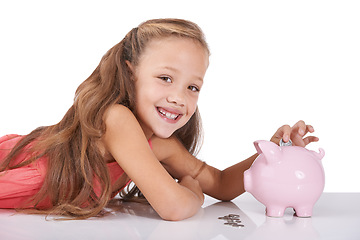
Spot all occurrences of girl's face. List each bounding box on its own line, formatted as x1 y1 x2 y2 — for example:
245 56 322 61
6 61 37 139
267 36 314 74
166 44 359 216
132 37 209 139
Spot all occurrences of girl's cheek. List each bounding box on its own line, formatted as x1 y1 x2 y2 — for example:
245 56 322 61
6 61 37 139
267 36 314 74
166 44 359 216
191 96 199 109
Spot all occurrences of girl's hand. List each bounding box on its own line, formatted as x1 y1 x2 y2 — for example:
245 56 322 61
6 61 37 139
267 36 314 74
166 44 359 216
270 120 319 147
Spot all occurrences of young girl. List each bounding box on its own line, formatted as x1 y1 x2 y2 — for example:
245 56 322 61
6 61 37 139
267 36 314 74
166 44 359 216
0 18 318 221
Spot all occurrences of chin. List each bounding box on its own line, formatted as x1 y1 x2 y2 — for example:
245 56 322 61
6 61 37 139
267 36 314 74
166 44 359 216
152 120 188 139
154 132 174 139
153 128 177 139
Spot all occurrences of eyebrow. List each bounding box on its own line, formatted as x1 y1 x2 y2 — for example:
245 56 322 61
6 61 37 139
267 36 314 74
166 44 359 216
158 66 204 82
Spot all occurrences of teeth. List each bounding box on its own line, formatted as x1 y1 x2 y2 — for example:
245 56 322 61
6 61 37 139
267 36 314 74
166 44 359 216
159 108 179 120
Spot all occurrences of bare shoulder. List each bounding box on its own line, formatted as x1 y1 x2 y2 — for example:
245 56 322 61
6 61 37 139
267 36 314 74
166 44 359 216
102 104 146 152
103 104 136 126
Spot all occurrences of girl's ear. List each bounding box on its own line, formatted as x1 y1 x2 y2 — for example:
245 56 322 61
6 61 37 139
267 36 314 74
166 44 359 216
125 60 136 81
125 60 134 72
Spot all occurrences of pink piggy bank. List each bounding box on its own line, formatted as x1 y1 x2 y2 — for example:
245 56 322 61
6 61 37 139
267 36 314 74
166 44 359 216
244 140 325 217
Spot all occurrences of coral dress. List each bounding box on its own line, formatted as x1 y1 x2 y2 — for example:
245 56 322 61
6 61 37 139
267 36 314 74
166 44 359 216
0 134 132 209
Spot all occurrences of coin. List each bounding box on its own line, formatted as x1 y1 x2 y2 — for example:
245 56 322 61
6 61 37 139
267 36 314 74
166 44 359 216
279 139 292 146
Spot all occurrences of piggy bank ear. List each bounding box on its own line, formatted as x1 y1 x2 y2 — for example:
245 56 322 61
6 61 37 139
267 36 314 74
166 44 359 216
254 140 282 164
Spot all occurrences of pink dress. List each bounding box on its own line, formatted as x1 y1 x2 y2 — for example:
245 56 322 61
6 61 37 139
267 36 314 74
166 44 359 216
0 134 136 209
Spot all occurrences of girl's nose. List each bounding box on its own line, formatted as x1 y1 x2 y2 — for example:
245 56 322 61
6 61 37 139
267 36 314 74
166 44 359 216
166 89 185 107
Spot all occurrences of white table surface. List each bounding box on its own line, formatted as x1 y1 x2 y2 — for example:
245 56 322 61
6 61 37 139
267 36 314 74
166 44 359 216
0 192 359 240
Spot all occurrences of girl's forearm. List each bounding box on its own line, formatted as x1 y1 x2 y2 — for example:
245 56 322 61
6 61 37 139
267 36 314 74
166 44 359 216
216 153 258 201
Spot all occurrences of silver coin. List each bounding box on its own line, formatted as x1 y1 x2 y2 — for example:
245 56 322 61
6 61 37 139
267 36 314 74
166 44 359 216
279 139 292 146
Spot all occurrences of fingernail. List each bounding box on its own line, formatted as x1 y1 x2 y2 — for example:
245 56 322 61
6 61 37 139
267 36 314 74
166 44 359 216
284 135 289 142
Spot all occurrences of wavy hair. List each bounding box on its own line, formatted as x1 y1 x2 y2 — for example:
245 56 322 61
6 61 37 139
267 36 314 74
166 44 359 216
0 18 209 219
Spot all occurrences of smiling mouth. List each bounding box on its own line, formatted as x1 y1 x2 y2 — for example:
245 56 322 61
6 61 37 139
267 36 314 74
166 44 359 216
157 107 181 120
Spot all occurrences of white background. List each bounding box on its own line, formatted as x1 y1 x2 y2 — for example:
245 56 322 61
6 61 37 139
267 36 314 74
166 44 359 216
0 0 359 192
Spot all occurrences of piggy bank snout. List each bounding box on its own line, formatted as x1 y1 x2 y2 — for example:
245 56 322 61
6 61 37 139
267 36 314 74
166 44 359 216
243 170 251 192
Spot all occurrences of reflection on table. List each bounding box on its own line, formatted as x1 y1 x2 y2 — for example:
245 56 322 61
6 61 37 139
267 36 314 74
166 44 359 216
0 193 359 240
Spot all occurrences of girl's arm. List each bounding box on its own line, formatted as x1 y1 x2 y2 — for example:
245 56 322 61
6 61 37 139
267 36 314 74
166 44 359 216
151 135 248 201
102 105 203 221
152 120 318 201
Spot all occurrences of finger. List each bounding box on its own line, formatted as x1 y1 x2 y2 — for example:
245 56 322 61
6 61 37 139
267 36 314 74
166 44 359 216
300 125 315 138
280 125 292 142
292 120 306 136
303 136 319 146
306 125 315 134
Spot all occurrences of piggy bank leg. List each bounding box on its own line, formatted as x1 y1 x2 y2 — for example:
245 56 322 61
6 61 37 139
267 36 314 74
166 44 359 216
294 205 313 218
266 206 285 217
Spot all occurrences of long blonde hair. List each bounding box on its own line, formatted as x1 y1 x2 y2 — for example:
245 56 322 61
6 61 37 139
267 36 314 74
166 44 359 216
0 19 209 219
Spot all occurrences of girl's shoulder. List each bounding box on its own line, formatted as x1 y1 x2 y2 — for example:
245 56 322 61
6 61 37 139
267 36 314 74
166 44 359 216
105 104 134 117
102 104 143 142
102 104 146 145
103 104 137 125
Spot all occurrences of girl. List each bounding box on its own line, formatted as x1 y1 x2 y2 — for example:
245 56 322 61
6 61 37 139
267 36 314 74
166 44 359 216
0 18 318 221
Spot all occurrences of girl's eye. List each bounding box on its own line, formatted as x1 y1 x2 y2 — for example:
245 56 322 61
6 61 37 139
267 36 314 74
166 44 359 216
159 76 172 83
188 85 200 92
